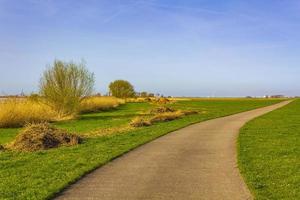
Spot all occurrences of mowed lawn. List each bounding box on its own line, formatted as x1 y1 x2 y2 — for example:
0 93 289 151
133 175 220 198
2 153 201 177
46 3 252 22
238 99 299 200
0 99 282 200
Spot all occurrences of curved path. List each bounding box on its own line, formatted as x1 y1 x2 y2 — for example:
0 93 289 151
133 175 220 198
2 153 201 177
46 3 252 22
56 101 291 200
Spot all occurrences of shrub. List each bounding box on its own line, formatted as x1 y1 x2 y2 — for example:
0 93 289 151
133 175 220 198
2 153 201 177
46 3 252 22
109 80 135 98
40 60 95 117
150 111 184 123
7 123 81 152
80 96 120 113
0 98 57 128
130 117 152 127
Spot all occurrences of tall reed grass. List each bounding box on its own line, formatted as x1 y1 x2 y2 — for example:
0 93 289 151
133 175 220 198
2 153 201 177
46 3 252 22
0 98 57 128
79 96 123 113
0 96 124 128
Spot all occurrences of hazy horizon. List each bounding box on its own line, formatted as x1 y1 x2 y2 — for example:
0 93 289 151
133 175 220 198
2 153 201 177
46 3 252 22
1 0 300 97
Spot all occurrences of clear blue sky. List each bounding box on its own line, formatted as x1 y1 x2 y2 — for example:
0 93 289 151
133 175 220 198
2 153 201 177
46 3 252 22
0 0 299 97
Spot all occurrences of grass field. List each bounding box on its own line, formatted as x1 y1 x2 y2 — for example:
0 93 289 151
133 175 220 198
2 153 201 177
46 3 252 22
238 99 299 200
0 99 282 199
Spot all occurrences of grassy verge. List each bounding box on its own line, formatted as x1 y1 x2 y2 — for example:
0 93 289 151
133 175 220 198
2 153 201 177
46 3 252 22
238 99 299 200
0 99 282 199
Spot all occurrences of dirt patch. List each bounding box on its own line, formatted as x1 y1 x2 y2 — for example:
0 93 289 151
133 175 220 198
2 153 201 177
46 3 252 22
8 123 81 152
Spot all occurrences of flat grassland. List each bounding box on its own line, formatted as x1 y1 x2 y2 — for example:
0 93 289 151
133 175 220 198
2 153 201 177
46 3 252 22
0 99 282 199
238 99 299 200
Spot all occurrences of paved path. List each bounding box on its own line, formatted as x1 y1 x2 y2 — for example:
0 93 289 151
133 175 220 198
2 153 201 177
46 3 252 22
56 101 291 200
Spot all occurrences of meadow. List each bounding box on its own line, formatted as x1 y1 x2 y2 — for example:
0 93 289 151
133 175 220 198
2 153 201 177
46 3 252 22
238 99 299 200
0 98 282 199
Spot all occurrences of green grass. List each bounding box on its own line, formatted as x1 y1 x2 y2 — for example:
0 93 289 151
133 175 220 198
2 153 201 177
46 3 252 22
0 103 153 144
0 99 282 199
238 99 299 200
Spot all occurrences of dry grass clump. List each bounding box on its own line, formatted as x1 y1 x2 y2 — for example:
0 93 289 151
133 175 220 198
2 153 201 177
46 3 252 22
80 96 121 113
151 97 171 104
150 111 184 123
179 110 199 116
129 107 200 127
157 97 170 104
0 98 58 128
86 125 134 137
150 106 175 114
149 110 198 124
130 117 152 127
8 123 81 152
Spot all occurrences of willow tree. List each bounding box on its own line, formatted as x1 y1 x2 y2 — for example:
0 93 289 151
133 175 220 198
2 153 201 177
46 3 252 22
40 60 95 117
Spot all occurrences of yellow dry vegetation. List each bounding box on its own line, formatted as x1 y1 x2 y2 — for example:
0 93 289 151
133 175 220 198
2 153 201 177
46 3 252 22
0 98 57 128
130 117 152 127
80 96 122 113
85 125 134 137
125 98 151 103
150 111 184 123
0 96 125 128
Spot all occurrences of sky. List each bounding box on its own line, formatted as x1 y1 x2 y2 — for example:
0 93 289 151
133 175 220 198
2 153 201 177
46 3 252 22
0 0 300 97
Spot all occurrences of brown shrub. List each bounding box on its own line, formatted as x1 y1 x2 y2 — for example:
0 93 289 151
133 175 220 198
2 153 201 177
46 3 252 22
150 106 175 114
8 123 81 152
130 117 152 127
0 145 4 151
150 111 184 123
